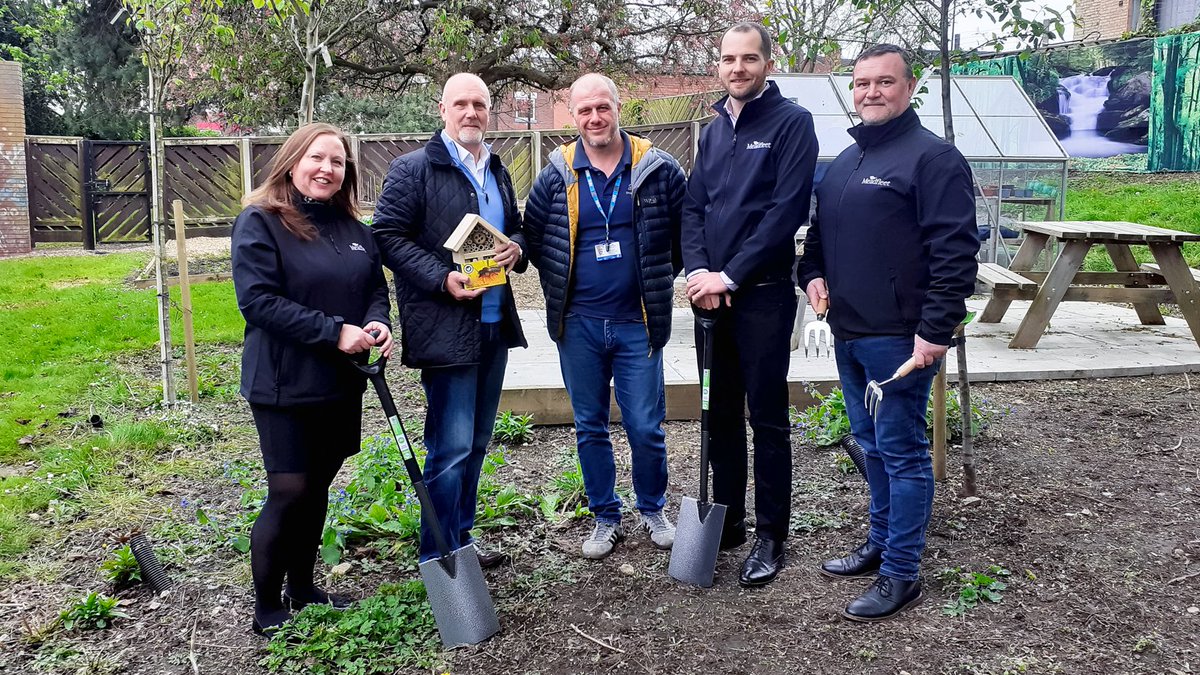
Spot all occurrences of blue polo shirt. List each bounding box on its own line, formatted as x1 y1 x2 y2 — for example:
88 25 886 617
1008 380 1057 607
570 135 641 321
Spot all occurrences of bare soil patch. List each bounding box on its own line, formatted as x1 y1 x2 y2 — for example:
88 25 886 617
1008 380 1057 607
3 363 1198 674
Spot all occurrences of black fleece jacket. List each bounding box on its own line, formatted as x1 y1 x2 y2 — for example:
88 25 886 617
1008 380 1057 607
682 81 818 286
796 106 978 345
232 199 391 406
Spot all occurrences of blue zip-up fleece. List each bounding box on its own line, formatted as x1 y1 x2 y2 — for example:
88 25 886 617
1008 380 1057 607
796 106 979 346
523 132 687 350
682 81 818 285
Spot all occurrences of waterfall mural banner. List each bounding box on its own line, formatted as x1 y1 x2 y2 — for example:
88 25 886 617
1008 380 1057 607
956 38 1168 169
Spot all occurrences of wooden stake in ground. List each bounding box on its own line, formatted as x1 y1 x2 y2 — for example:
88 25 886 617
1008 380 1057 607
173 200 199 404
956 325 977 496
932 360 947 481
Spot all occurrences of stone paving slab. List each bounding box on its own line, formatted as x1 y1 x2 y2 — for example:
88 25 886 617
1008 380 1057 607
500 299 1200 423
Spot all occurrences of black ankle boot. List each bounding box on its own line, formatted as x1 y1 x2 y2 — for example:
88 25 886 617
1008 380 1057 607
252 606 291 637
738 536 785 587
820 541 884 578
283 586 353 611
841 575 923 622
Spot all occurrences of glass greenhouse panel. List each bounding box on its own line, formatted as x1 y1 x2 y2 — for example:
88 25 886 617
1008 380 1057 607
772 76 848 115
813 116 855 158
917 116 1001 156
954 78 1039 117
981 117 1066 158
912 77 971 114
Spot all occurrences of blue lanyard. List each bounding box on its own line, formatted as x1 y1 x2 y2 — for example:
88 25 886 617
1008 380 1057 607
584 171 621 242
449 148 490 203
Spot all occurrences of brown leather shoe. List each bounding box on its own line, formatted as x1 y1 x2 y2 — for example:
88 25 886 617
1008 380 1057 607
475 546 509 569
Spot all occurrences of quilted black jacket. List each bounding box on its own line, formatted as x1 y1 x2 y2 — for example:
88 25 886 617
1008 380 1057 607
372 133 527 369
523 133 686 350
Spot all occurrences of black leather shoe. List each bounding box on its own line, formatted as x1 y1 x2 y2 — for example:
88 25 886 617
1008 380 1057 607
841 575 923 622
283 587 353 611
738 536 785 587
475 546 509 569
820 541 884 579
719 520 748 551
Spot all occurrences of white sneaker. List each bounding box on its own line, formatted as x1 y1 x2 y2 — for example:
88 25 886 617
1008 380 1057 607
640 511 675 550
582 521 625 560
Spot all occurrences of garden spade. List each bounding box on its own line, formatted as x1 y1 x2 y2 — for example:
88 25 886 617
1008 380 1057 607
352 354 500 648
668 308 728 588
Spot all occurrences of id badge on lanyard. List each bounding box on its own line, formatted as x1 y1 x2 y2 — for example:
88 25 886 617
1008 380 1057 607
586 171 623 262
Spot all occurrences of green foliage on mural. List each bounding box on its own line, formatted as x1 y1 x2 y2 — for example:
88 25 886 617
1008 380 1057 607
1149 34 1200 171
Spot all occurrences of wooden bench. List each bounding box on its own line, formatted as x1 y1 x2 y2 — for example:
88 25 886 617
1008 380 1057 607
1141 262 1200 283
977 263 1038 323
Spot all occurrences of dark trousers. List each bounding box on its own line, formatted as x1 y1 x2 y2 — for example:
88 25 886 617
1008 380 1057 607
694 280 797 540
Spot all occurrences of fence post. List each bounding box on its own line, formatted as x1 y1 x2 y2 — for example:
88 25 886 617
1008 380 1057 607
530 130 542 179
240 137 253 198
691 120 702 169
79 140 94 250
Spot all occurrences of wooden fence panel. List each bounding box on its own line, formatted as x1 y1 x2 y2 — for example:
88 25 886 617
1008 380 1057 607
630 122 698 173
356 137 423 206
250 139 284 189
26 139 82 242
489 136 533 200
164 142 243 233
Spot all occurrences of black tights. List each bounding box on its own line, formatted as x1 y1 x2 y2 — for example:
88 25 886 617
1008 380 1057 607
251 461 343 615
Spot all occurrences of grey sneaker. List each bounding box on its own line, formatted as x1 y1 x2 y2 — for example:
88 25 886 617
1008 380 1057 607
582 521 625 560
640 511 675 550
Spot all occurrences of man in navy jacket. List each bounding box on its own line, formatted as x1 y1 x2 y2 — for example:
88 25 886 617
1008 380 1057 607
797 44 979 621
372 73 527 569
682 22 818 587
524 73 687 561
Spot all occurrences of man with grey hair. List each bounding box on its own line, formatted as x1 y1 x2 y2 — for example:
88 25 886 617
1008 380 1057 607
523 73 687 560
373 72 527 569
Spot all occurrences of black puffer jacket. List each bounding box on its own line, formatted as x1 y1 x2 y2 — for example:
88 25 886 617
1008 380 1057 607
232 200 391 406
524 133 686 350
372 133 527 369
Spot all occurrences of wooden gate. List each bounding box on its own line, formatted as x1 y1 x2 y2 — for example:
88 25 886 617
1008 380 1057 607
83 141 151 246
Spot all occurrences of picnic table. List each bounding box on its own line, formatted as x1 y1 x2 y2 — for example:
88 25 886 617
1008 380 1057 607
975 221 1200 349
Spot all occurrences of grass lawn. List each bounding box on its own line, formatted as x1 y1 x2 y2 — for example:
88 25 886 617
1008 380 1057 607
1064 172 1200 270
0 252 246 572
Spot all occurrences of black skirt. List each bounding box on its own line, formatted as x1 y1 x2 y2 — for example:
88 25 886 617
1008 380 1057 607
249 397 364 473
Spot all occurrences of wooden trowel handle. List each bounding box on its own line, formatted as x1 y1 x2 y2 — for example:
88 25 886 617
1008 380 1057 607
813 296 828 317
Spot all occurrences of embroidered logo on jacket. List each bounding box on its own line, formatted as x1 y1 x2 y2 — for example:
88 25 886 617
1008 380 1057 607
745 140 772 151
349 242 367 252
861 176 892 187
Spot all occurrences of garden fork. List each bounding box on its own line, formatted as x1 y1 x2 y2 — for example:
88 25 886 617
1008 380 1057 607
864 356 920 421
802 297 833 358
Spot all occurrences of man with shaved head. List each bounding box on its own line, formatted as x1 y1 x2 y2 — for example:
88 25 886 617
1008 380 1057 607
373 72 527 568
524 73 687 560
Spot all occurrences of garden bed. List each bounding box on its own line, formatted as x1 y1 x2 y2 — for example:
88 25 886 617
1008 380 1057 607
1 347 1197 674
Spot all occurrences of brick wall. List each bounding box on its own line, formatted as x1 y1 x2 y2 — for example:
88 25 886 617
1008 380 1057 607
1076 0 1136 40
0 61 31 257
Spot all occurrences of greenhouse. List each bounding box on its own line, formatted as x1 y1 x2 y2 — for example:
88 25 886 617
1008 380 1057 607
771 73 1069 264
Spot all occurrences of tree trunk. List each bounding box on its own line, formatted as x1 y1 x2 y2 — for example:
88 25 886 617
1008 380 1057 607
939 0 955 144
957 330 976 496
147 67 175 406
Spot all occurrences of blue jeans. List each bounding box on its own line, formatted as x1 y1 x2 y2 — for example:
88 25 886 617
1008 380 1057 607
418 322 507 562
557 314 668 524
835 336 939 581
